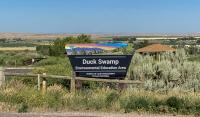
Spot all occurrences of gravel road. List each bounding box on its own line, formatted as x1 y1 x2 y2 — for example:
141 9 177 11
0 112 195 117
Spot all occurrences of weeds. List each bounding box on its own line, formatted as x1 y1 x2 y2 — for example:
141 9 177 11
166 96 184 112
1 80 200 115
18 103 28 113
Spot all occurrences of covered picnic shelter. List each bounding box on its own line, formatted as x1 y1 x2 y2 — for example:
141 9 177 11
136 43 176 55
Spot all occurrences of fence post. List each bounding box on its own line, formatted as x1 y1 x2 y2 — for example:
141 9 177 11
37 74 40 91
42 80 47 94
0 67 5 87
118 78 128 91
76 80 82 90
118 82 127 91
70 72 76 93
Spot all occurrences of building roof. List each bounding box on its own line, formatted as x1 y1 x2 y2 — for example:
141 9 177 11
136 44 176 53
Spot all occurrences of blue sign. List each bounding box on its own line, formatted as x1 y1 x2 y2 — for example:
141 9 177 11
68 55 133 79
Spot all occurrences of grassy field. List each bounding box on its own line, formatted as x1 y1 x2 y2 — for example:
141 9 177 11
0 35 199 115
0 47 36 51
0 81 200 115
188 56 200 62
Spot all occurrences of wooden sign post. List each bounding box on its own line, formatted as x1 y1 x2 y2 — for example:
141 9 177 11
70 71 76 93
0 67 5 87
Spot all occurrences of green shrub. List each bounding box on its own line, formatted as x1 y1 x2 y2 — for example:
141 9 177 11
26 92 46 107
33 57 72 76
188 56 200 62
49 35 92 56
87 96 105 110
6 77 37 87
45 94 63 110
45 85 66 110
129 49 200 90
151 99 165 112
34 57 69 66
1 80 200 115
0 92 4 102
0 52 40 66
120 95 156 113
105 91 119 107
166 96 184 111
78 90 106 110
134 97 150 110
66 91 91 110
120 96 132 113
18 103 28 113
8 94 25 104
194 102 200 115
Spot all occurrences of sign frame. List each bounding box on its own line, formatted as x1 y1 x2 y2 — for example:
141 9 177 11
68 54 133 79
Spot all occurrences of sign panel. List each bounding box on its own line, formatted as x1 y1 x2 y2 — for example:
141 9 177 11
68 55 133 79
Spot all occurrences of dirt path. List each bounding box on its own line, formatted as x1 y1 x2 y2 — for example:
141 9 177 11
0 112 195 117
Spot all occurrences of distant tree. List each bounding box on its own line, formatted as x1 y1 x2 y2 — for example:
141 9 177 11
197 39 200 44
128 37 136 43
177 36 196 40
77 34 92 43
122 44 134 54
63 37 76 44
0 38 7 43
169 40 177 45
49 38 66 56
47 34 92 56
186 46 199 55
112 36 130 42
13 38 23 41
36 45 50 55
134 40 150 49
62 34 92 44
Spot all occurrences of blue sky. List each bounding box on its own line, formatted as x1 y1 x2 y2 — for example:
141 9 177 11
0 0 200 34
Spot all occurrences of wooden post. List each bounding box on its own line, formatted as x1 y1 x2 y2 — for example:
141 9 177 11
118 77 128 91
0 67 5 87
118 82 127 91
42 80 47 94
37 74 40 91
158 54 161 62
76 80 82 90
70 72 76 93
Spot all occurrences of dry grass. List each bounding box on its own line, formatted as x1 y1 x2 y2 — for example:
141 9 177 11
1 81 200 115
0 47 36 51
33 42 52 45
0 102 17 112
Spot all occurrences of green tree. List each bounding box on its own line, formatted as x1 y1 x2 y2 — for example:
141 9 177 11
128 37 136 43
122 44 134 54
48 34 92 56
49 38 66 56
197 39 200 44
77 34 92 43
134 40 150 49
63 36 77 44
